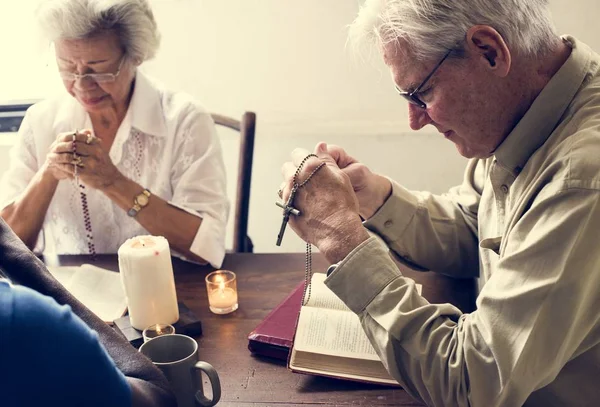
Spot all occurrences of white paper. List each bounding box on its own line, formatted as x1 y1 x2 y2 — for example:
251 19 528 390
47 264 127 323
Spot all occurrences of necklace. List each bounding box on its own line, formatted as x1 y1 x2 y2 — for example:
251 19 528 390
72 132 96 258
275 153 325 306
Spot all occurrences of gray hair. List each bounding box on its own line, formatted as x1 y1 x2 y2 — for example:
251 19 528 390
349 0 558 61
36 0 160 62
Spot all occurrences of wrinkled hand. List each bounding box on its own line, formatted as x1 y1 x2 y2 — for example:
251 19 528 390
317 142 392 219
44 130 124 190
43 131 79 181
280 144 370 263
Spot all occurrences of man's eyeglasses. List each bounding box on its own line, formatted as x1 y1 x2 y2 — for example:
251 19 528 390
395 49 452 109
59 57 125 84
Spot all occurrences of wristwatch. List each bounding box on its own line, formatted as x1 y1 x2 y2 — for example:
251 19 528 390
127 189 151 217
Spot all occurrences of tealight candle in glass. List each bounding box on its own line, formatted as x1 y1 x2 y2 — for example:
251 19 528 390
205 270 238 314
142 323 175 343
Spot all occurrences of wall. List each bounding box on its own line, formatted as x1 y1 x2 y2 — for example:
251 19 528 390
1 0 598 254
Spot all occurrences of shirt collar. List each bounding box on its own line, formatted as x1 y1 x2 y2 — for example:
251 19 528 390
494 36 593 174
128 70 168 137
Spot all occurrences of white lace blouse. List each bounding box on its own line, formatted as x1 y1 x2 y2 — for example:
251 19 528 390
0 71 229 268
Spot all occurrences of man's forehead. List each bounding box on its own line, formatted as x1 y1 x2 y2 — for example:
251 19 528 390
381 42 426 90
381 41 411 66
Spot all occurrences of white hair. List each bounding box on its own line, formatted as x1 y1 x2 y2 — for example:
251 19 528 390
349 0 558 61
36 0 160 62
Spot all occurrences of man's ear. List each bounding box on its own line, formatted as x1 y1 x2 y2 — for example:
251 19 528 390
465 25 511 77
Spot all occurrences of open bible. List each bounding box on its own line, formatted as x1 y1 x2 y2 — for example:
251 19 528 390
47 264 127 324
289 273 421 385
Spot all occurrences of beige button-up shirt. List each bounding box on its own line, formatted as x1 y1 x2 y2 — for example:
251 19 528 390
325 37 600 406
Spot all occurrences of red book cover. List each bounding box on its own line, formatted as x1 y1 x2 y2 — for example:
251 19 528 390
247 280 305 360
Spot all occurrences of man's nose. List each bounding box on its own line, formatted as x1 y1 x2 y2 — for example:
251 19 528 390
408 103 432 130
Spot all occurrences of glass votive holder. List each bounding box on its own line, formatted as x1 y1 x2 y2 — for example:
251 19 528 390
142 323 175 343
205 270 238 314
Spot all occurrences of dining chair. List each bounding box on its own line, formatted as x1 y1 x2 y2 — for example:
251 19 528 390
211 112 256 253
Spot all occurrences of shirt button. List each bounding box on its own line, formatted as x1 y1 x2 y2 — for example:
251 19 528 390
500 184 509 194
384 220 393 228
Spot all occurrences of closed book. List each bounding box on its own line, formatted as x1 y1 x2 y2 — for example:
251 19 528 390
247 280 305 360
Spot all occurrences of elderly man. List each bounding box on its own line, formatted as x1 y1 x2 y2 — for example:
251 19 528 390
280 1 600 406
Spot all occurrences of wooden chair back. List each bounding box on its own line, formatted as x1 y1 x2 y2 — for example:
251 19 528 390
211 112 256 253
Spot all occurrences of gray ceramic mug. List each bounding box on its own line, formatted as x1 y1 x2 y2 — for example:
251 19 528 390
139 334 221 407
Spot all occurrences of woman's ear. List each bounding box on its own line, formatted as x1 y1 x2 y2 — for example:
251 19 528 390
465 25 512 77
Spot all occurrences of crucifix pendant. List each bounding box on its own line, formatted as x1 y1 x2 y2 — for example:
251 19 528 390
276 185 300 246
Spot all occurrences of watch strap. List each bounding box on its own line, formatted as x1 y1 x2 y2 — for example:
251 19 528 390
127 189 151 217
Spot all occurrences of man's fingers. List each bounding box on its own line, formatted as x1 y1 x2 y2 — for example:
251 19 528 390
281 161 297 181
317 142 357 168
342 165 369 191
279 163 298 201
290 148 313 166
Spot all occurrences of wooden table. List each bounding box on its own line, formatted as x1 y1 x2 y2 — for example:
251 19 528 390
46 253 477 407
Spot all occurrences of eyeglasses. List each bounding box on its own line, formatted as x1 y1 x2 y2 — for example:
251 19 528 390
59 57 125 84
395 49 452 109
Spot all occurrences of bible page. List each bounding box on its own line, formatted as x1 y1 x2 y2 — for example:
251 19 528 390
294 305 380 360
305 272 422 311
304 273 349 311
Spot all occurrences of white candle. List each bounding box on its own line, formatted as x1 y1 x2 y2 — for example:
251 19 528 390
206 271 238 314
209 287 238 309
118 235 179 330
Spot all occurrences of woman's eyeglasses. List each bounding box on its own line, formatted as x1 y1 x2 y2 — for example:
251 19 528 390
59 57 125 84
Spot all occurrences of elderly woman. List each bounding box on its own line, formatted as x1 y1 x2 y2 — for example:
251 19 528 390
0 0 228 267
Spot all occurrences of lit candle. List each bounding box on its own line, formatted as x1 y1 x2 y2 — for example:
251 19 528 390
206 270 238 314
142 323 176 343
118 235 179 330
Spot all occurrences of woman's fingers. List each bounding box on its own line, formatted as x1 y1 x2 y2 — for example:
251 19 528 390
50 133 102 156
55 129 99 145
47 152 85 167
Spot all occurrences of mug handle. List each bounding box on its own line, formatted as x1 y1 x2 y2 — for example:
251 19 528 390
193 361 221 407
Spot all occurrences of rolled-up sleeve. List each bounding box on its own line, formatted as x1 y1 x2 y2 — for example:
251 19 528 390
168 110 229 268
326 186 600 406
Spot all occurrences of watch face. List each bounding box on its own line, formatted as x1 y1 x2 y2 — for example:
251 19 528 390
137 194 149 206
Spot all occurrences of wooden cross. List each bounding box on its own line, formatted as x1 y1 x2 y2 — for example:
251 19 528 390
276 185 301 246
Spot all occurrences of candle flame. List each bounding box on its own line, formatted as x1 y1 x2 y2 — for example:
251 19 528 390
215 274 225 292
130 236 158 249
